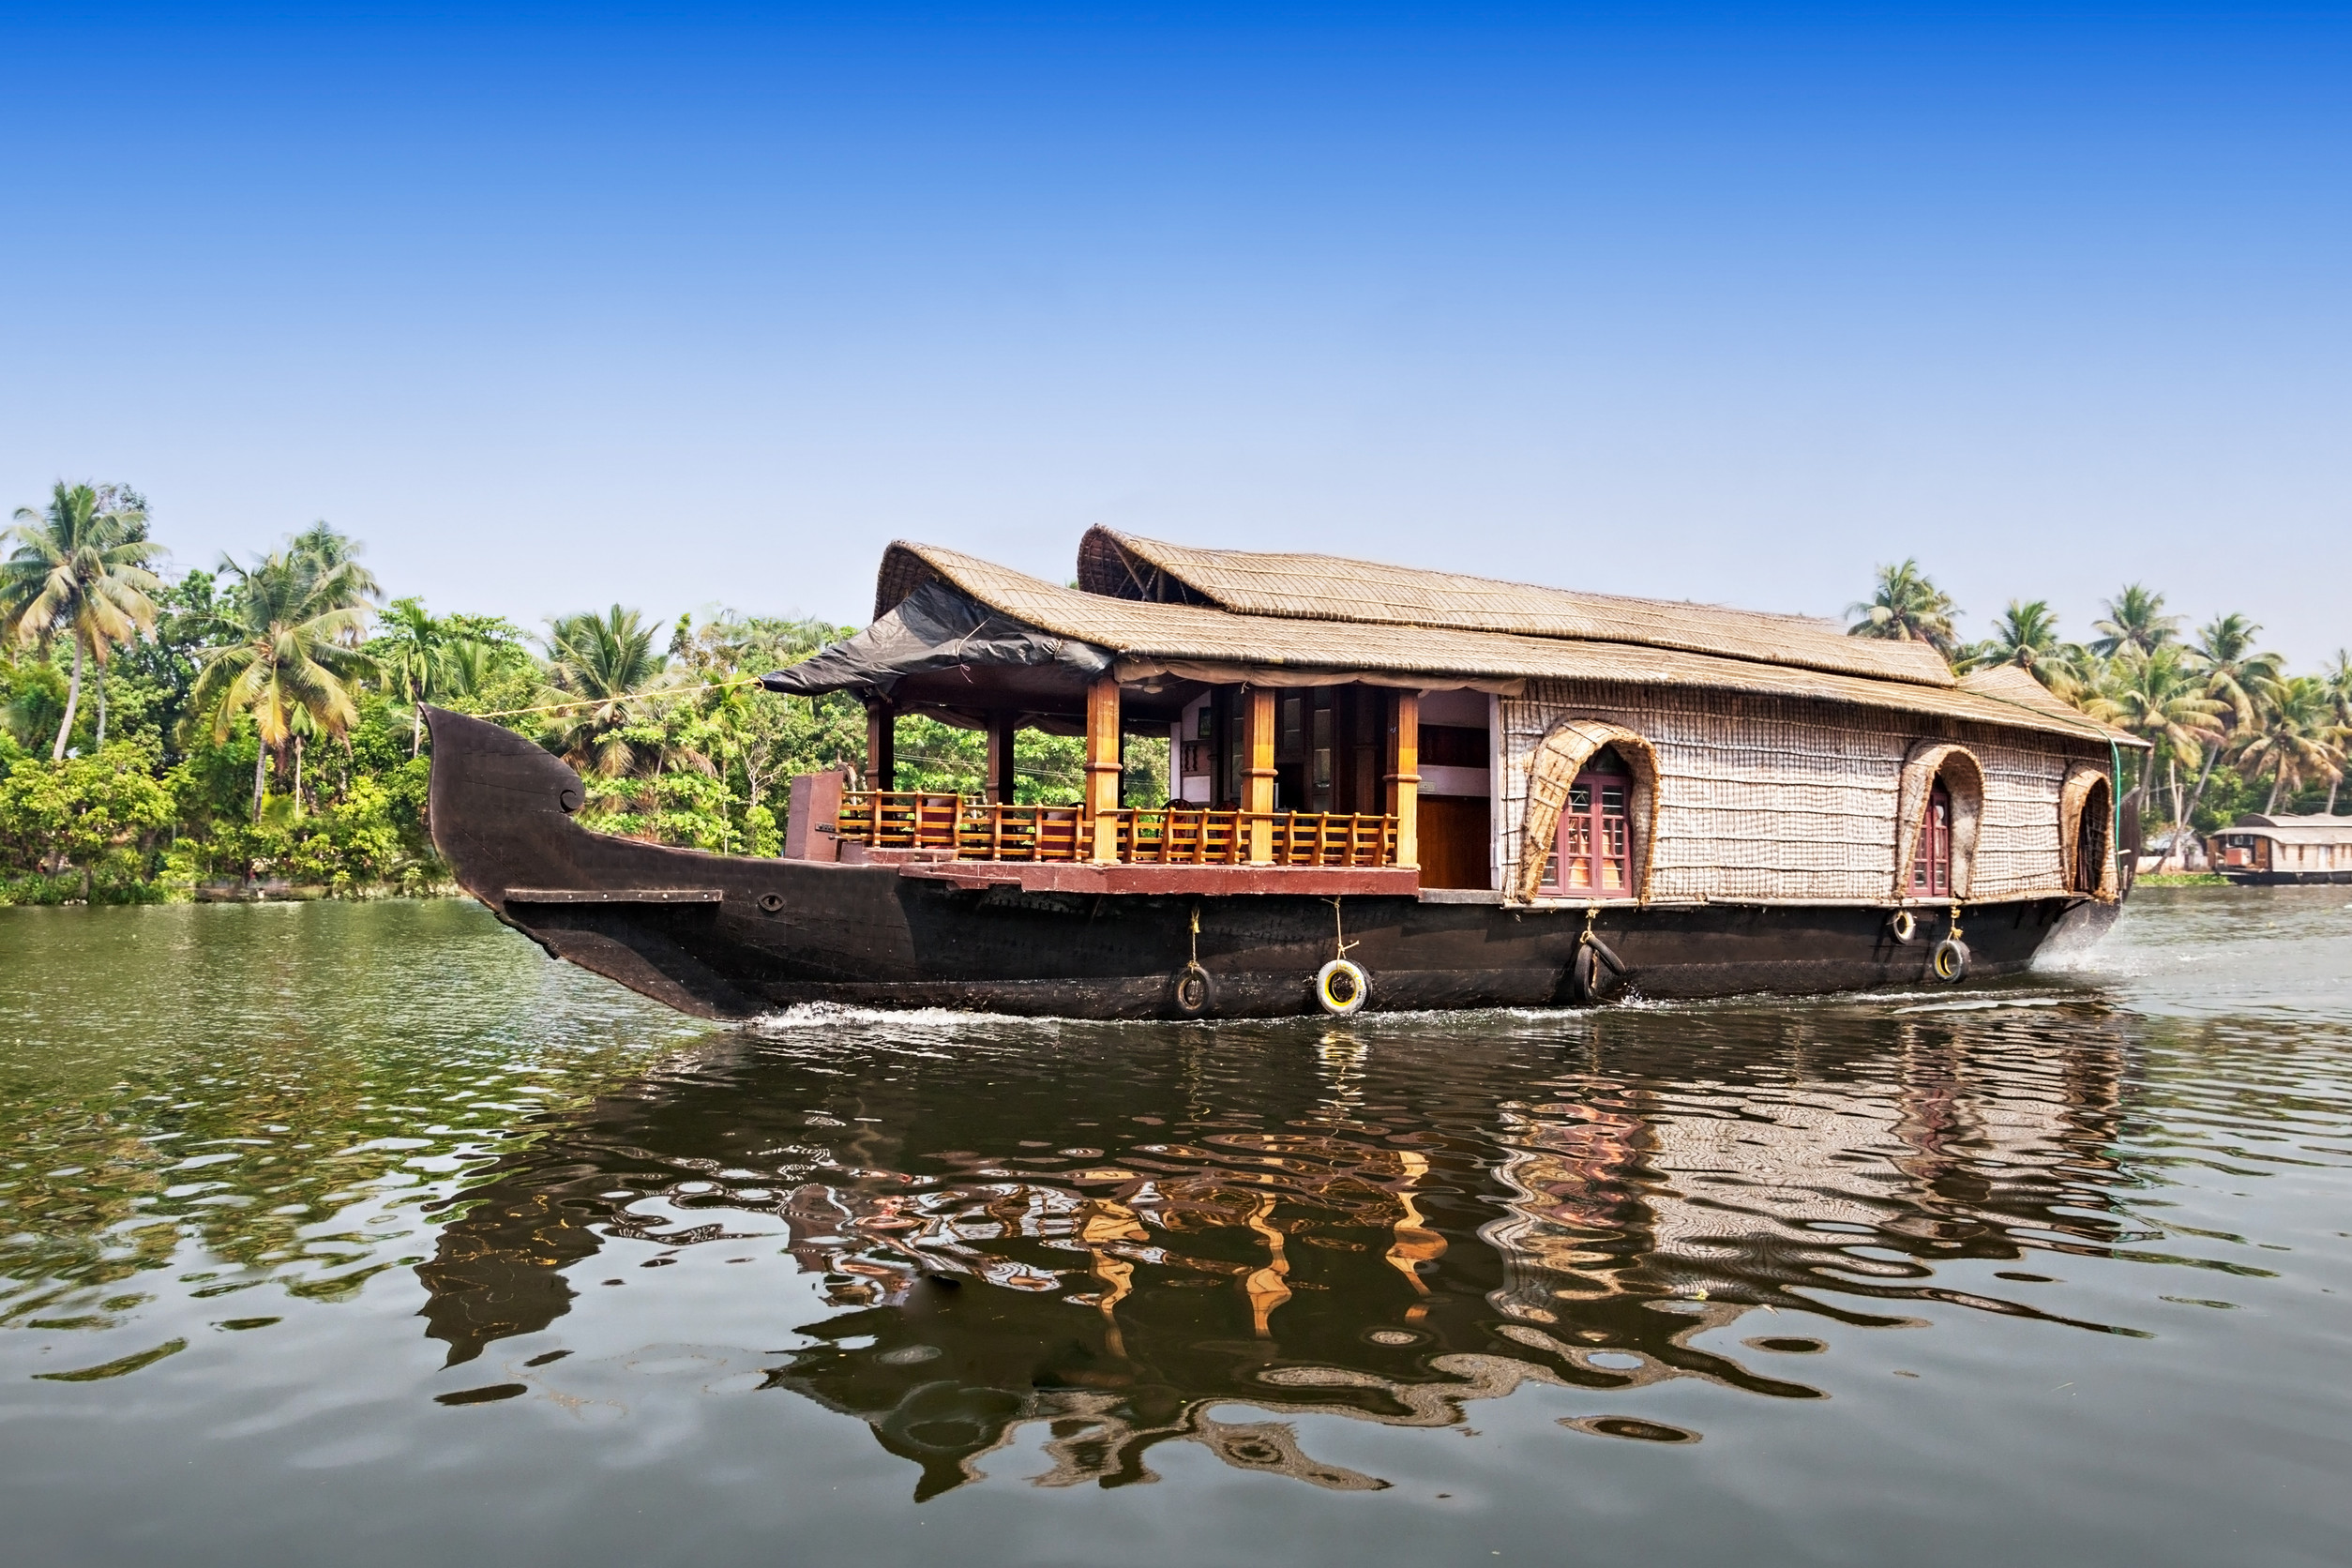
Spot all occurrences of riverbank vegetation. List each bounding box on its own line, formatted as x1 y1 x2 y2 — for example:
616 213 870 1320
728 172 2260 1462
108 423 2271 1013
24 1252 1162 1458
1848 561 2350 867
0 482 1144 902
2 483 2340 901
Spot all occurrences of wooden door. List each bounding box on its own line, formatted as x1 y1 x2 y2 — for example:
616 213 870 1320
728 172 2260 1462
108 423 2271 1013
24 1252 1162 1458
1417 794 1492 889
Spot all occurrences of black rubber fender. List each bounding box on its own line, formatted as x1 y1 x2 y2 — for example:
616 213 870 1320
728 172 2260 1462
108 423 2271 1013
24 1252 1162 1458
1931 937 1970 983
1170 961 1217 1018
1572 943 1622 1003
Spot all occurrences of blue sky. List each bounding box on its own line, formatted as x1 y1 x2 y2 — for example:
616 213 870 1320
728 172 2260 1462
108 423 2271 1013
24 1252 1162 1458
5 4 2347 663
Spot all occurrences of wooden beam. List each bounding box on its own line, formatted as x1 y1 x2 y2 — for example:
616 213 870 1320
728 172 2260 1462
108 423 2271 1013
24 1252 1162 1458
986 711 1018 805
1085 674 1123 862
1384 689 1420 869
866 701 895 792
1244 685 1277 863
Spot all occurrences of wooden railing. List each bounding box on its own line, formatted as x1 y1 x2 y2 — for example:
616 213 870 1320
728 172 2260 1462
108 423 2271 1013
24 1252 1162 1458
834 792 1398 867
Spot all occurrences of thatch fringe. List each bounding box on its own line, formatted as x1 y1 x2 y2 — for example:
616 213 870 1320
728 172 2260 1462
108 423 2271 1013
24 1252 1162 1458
1078 527 1954 689
876 541 2139 748
1512 720 1661 905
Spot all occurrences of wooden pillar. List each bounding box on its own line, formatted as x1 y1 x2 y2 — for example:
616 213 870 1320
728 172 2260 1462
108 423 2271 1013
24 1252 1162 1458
986 711 1018 805
1244 685 1277 864
866 700 895 792
1384 689 1421 869
1085 674 1122 862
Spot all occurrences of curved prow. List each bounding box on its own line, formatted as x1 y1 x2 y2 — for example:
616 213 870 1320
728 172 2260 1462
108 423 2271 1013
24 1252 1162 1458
421 705 764 1018
424 705 596 906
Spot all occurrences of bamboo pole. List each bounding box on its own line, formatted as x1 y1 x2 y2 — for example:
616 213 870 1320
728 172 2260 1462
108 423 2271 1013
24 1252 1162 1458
1244 686 1277 863
1385 689 1421 869
1085 674 1123 863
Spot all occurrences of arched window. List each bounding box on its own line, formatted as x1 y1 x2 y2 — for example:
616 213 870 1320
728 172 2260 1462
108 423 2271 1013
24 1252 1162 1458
1892 742 1984 903
1542 745 1636 897
1910 779 1953 897
2058 761 2115 897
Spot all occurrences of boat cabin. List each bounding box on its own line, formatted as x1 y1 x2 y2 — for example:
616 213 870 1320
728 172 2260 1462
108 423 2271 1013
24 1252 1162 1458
764 530 2142 906
2208 814 2352 884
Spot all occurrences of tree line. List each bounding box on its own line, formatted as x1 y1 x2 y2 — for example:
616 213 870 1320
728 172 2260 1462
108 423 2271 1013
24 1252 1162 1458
7 482 2338 901
0 481 1130 903
1848 561 2351 865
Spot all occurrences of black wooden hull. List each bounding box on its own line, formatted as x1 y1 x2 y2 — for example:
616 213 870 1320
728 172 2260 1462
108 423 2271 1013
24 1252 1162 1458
426 707 2119 1021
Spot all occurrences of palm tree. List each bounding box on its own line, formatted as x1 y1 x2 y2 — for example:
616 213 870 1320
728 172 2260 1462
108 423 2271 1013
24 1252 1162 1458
2089 583 2181 659
540 606 671 777
2168 613 2284 853
191 550 380 820
1967 599 2060 671
1961 599 2104 701
1847 560 1961 658
374 597 446 756
2088 647 2225 844
434 638 505 702
0 482 161 759
2239 673 2343 815
288 521 384 600
2324 651 2352 814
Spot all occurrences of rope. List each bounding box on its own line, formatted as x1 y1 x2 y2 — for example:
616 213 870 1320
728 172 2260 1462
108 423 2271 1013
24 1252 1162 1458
1324 897 1358 959
456 678 763 720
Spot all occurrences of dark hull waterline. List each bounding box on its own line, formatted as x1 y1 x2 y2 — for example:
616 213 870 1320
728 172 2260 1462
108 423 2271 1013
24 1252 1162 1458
425 708 2120 1021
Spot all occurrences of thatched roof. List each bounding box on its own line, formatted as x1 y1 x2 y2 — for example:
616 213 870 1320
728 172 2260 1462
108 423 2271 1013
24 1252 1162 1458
1077 527 1955 688
871 541 2139 746
2224 813 2352 845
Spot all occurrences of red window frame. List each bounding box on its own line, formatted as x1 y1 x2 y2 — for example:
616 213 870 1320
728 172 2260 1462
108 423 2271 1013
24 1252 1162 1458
1543 768 1634 897
1910 780 1952 898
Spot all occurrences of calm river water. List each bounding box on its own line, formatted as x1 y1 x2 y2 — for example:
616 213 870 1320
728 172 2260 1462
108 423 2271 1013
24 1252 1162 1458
2 888 2347 1566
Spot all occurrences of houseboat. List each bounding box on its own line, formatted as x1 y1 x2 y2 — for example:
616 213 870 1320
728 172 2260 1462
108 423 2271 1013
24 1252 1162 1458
424 529 2144 1020
2208 813 2352 883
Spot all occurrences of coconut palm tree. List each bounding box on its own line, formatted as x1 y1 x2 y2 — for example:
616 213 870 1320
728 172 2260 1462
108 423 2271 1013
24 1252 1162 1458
2324 651 2352 814
540 606 672 777
191 550 380 820
434 638 505 702
2239 673 2343 815
2089 583 2182 659
374 597 447 756
2170 613 2285 856
0 482 161 759
1847 560 1961 658
1968 599 2061 671
288 521 384 600
2088 648 2225 841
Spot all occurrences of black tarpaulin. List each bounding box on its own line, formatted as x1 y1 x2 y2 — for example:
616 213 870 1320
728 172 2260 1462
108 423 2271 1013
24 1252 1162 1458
760 578 1113 700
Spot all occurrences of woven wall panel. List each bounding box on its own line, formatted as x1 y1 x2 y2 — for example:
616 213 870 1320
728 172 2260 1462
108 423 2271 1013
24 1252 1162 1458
1499 681 2103 902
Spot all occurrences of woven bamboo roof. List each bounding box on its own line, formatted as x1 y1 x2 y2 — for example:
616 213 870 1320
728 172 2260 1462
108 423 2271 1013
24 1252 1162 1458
1077 527 1955 688
874 542 2139 746
2224 813 2352 844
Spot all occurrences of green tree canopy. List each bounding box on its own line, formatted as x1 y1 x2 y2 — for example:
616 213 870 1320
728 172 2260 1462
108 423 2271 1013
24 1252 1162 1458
1846 560 1960 658
1 482 162 759
191 546 381 820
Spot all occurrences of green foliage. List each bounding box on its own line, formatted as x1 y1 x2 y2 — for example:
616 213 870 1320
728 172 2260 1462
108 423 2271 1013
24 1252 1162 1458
0 743 174 901
1846 560 1962 656
6 481 2347 901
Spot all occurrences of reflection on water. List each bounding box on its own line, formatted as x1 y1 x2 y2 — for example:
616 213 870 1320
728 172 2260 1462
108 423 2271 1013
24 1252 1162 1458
3 889 2350 1561
410 1002 2156 1496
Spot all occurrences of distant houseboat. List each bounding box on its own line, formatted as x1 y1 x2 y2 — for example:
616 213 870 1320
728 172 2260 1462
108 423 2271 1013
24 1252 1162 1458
425 529 2144 1020
2208 813 2352 884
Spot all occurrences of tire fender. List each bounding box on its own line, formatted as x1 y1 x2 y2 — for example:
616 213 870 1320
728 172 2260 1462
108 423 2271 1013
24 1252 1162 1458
1931 937 1970 983
1170 961 1217 1019
1314 958 1370 1017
